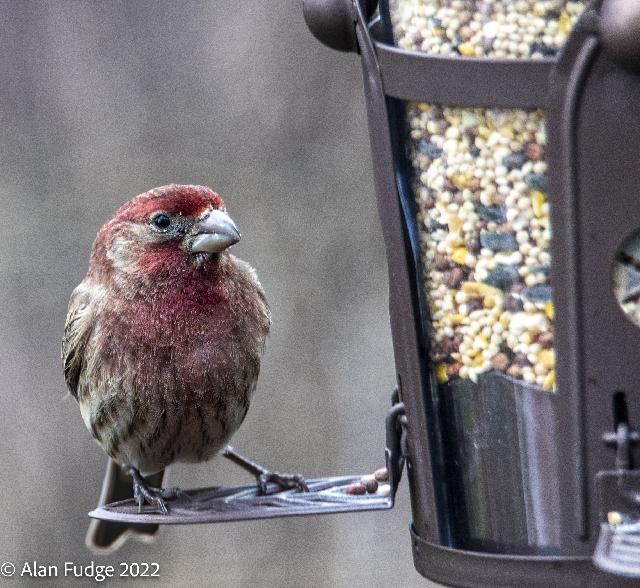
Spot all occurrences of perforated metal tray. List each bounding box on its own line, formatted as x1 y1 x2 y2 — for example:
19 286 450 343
89 475 394 525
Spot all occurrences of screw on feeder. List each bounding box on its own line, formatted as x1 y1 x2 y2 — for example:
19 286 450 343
602 424 638 472
602 395 640 473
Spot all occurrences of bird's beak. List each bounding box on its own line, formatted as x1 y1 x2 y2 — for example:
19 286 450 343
191 209 241 253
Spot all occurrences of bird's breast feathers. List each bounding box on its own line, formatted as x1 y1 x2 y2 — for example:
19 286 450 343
64 254 269 404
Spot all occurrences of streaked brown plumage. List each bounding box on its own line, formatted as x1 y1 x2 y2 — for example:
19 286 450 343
63 184 274 550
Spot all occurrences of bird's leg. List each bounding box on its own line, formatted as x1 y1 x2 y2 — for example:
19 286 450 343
130 467 189 514
223 446 309 494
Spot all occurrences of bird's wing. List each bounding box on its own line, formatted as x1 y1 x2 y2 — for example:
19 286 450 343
62 280 102 400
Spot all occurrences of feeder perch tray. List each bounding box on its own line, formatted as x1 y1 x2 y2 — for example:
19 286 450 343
89 476 394 525
89 389 407 525
90 393 406 525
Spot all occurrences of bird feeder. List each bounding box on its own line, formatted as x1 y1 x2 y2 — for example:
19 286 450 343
301 0 640 585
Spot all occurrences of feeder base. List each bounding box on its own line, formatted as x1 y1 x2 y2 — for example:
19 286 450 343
410 525 639 587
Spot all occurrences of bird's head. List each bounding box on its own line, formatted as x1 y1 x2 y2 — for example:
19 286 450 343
90 184 241 286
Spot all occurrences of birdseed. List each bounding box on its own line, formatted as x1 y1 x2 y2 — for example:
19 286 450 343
389 0 586 59
387 1 587 391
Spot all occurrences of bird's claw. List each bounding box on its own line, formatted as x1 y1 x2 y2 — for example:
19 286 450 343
257 470 309 495
222 446 309 495
133 480 168 514
131 469 189 514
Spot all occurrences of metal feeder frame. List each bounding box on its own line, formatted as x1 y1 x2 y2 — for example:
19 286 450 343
304 0 640 585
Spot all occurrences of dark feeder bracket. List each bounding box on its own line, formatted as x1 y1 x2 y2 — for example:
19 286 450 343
305 0 640 585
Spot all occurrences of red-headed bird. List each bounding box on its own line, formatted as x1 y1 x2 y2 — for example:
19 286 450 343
63 184 306 552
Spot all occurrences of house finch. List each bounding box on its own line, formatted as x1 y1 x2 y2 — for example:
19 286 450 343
63 184 307 552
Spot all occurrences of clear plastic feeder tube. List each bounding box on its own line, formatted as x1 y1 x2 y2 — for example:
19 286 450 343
388 0 587 393
380 0 588 553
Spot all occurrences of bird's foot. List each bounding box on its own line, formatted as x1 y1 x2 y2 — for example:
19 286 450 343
222 446 309 495
130 468 189 514
257 469 309 495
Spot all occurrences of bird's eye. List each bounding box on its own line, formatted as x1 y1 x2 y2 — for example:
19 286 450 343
151 213 172 230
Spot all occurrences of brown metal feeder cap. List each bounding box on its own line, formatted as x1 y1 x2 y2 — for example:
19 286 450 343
303 0 377 53
600 0 640 71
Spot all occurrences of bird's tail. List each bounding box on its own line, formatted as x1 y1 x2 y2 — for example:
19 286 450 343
86 459 165 553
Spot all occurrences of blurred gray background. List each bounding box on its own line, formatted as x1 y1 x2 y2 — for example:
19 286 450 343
0 1 435 587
